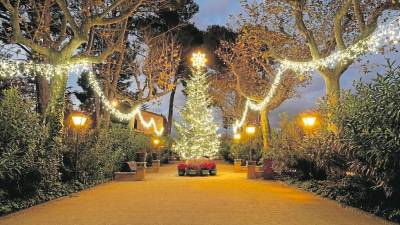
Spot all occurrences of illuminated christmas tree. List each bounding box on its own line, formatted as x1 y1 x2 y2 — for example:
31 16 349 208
173 52 220 160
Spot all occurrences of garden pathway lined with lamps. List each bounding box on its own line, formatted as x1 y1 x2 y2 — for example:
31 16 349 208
0 162 394 225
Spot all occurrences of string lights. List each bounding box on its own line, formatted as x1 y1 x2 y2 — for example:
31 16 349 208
0 12 398 137
0 62 165 136
232 13 400 133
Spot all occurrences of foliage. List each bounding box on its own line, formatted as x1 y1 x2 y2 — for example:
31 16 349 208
334 61 400 197
219 133 263 163
0 89 152 215
269 61 400 222
0 89 61 198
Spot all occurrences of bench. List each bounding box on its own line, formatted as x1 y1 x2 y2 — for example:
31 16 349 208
114 161 145 181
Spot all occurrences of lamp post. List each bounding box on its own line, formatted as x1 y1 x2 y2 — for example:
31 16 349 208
245 126 258 179
245 126 256 161
302 116 317 127
152 137 161 173
233 133 242 172
70 113 88 182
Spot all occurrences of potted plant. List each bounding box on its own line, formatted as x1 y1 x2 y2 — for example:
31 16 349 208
199 162 209 176
208 161 217 176
177 163 187 176
187 164 198 176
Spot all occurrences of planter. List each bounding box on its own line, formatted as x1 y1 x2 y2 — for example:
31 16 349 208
247 160 257 179
234 159 242 172
200 169 209 176
263 159 274 180
187 169 198 176
209 169 217 176
178 170 186 176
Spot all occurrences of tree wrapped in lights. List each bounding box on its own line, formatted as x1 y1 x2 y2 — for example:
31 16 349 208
173 52 220 160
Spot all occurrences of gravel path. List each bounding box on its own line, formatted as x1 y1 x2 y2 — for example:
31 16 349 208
0 162 394 225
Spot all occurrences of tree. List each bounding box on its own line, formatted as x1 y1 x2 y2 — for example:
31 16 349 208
239 0 399 105
0 0 182 136
217 25 307 153
173 57 220 160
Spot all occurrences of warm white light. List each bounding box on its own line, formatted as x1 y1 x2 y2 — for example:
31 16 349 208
245 126 256 135
0 13 397 138
191 51 207 70
153 138 160 145
302 117 317 127
234 133 241 140
72 115 87 127
232 14 400 133
111 100 118 107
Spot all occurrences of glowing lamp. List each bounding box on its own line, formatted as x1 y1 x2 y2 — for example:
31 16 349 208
191 51 207 70
233 133 241 140
245 126 256 135
153 138 160 146
302 116 317 127
72 115 87 127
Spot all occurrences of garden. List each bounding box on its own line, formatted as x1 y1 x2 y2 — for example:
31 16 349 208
0 0 400 224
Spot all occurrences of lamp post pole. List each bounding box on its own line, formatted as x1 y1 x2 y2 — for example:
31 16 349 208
245 126 257 179
71 114 88 182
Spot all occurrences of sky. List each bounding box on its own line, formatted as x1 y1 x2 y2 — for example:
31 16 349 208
66 0 399 129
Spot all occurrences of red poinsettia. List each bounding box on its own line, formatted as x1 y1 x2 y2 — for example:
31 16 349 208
199 162 209 170
177 163 187 171
207 161 216 170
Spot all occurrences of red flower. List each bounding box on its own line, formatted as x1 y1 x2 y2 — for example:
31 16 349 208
199 162 209 170
207 161 216 170
177 163 187 171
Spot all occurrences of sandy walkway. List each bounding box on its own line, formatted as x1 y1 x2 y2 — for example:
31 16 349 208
0 162 394 225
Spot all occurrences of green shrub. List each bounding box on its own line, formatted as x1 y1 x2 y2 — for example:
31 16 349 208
0 88 61 199
219 132 263 163
335 61 400 197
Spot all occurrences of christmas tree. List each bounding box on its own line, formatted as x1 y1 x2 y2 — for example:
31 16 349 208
173 52 220 160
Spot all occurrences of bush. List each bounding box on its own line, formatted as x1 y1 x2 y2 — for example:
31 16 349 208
271 61 400 222
0 89 61 214
0 88 154 215
219 133 263 163
335 61 400 197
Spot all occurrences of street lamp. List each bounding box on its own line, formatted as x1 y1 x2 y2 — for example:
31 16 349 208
233 133 241 141
153 138 160 146
72 115 87 127
69 113 88 182
302 116 317 127
245 126 256 136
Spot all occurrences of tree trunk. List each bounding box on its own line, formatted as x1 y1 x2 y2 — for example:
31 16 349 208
46 70 68 137
322 73 341 106
260 108 270 154
35 76 49 115
166 83 177 135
